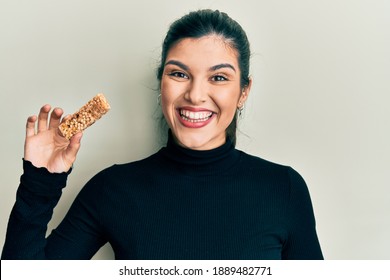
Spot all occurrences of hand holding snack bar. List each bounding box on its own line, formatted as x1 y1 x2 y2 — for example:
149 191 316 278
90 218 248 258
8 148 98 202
24 105 82 173
24 94 110 173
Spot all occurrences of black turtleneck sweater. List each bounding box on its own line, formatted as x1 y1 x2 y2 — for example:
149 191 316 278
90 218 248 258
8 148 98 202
2 134 323 260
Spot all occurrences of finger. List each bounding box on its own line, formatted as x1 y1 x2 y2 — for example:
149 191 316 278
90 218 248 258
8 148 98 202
56 114 72 139
49 107 63 129
60 114 72 123
64 132 83 164
37 104 51 132
26 115 37 137
55 114 72 139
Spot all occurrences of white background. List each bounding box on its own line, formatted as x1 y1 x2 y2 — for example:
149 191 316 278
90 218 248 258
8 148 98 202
1 0 389 260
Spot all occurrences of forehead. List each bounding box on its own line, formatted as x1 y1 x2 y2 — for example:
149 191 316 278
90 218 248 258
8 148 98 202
166 35 239 68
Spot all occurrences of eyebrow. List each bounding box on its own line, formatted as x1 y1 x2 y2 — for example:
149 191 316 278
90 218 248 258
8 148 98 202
209 63 236 72
165 60 189 71
165 60 236 73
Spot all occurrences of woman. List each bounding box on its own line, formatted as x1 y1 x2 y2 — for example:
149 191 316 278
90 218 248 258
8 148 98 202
2 9 323 260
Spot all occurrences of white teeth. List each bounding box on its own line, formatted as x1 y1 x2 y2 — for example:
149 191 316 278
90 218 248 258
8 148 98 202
179 109 213 122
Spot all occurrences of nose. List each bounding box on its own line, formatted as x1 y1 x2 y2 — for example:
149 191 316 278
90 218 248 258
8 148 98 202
184 79 207 105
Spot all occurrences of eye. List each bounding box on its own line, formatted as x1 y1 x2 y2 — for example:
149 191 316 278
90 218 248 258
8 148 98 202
167 71 189 79
211 75 228 82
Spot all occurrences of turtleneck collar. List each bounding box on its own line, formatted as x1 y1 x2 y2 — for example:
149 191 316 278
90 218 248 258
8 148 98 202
159 130 241 176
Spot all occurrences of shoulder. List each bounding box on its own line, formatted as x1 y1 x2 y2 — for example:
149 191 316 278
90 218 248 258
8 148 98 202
79 149 162 192
238 150 290 173
100 149 162 176
238 151 316 214
239 151 314 209
238 150 307 188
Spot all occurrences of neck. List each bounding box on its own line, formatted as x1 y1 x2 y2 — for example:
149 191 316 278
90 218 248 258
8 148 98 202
158 130 241 176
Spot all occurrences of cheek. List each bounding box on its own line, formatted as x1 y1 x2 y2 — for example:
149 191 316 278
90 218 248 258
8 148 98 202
160 80 171 105
160 79 187 109
160 93 171 119
214 89 241 117
160 80 178 121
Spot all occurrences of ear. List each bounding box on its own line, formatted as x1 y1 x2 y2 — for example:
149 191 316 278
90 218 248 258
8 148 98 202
237 77 252 108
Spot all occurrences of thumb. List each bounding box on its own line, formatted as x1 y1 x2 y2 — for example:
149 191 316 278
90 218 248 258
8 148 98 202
65 132 83 163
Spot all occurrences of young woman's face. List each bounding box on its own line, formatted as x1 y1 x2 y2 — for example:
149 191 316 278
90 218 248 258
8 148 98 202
160 35 250 150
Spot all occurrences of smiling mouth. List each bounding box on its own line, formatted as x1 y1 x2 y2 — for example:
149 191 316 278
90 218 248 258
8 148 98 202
179 109 214 123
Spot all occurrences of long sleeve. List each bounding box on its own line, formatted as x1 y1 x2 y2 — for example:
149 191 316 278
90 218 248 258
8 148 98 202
43 170 108 259
281 168 323 259
1 160 69 259
1 160 106 260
